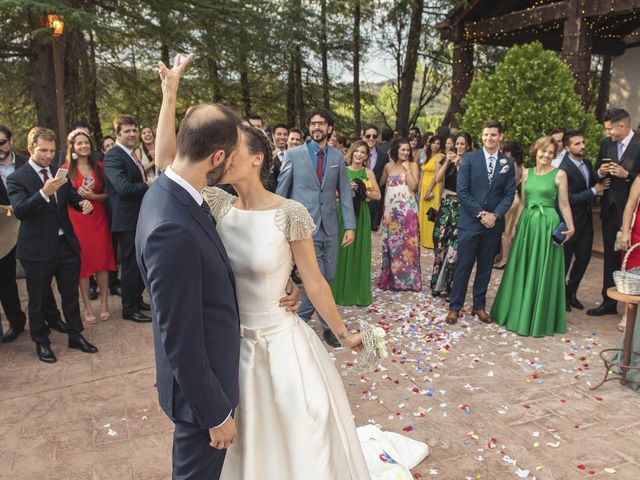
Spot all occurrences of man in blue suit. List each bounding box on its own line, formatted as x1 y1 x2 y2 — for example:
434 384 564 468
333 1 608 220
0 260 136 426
136 97 243 479
446 120 516 325
276 108 356 347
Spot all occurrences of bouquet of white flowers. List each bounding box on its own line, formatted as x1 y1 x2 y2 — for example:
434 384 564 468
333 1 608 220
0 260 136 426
341 321 388 375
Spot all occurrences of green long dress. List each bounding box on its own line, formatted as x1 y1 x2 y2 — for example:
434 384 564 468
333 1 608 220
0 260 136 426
331 168 372 306
491 168 567 337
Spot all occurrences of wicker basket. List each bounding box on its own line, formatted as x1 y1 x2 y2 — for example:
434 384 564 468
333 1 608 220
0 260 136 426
613 243 640 295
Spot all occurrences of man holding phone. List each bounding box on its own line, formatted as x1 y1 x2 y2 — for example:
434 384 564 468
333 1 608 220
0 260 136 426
588 108 640 316
7 127 97 363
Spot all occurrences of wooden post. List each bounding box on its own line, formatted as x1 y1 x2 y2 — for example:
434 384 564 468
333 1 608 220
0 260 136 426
52 36 66 146
562 0 591 105
442 37 474 128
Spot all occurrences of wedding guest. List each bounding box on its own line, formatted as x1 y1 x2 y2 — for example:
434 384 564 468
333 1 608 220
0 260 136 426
418 135 444 249
550 128 566 167
101 136 115 156
492 136 574 336
276 108 356 348
7 127 97 363
378 138 421 291
331 140 380 305
268 123 288 193
62 129 116 323
247 114 263 130
104 115 151 323
558 131 610 312
379 127 393 154
362 124 389 231
494 140 524 269
618 174 640 331
287 128 304 149
588 108 640 317
409 134 420 151
134 126 157 180
447 121 515 325
430 132 471 297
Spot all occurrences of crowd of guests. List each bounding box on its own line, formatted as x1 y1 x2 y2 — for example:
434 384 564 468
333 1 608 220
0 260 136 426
2 106 640 373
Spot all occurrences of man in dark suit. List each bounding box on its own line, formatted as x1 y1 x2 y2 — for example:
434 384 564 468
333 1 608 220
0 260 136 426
7 127 97 363
137 58 243 478
362 124 389 231
588 108 640 316
447 120 516 325
104 115 150 322
558 131 610 312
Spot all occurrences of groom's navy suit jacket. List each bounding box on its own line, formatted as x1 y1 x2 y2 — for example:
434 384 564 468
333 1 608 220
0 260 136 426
457 149 516 234
135 173 240 429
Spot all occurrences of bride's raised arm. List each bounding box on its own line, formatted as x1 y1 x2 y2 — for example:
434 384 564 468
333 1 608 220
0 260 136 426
155 53 193 172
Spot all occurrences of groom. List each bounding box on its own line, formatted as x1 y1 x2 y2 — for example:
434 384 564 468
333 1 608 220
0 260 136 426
446 120 516 325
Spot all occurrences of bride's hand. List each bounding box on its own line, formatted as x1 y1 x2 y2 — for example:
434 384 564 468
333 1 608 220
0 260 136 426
340 332 363 350
158 53 193 94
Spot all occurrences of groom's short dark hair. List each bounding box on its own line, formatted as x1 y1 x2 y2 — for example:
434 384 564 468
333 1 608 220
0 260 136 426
482 119 503 134
177 104 241 162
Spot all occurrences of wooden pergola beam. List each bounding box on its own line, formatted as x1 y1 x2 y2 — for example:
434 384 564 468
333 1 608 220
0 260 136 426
582 0 640 18
464 1 569 41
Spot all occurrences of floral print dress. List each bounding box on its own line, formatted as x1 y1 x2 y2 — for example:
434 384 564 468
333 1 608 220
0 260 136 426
378 174 422 291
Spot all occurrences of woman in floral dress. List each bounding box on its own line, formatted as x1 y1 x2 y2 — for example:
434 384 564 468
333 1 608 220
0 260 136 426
430 132 472 297
378 138 422 291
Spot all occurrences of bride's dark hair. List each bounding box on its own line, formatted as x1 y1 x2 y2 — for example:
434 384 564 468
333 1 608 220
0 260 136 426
240 125 274 187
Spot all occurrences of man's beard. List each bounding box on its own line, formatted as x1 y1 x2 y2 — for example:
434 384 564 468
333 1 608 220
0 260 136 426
206 161 228 186
312 130 327 143
0 151 9 161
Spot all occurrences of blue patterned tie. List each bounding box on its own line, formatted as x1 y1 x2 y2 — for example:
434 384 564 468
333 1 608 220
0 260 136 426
487 156 495 183
200 200 215 226
618 141 624 162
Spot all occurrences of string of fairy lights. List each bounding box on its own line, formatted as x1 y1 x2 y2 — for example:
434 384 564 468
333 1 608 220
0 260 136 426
440 0 640 95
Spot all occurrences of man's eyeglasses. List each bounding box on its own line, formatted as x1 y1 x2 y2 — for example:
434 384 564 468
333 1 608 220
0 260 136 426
0 139 8 146
365 134 378 140
309 121 328 127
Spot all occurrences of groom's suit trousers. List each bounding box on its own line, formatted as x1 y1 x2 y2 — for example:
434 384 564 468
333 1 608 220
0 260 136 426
172 420 226 480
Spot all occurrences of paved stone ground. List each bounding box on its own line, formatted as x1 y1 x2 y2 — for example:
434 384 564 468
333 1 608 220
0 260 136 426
1 233 638 480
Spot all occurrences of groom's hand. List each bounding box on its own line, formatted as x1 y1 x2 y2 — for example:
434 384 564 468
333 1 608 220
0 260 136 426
480 212 496 229
280 278 301 312
342 229 355 247
209 416 237 450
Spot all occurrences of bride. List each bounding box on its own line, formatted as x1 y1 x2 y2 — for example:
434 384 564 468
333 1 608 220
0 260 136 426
156 57 370 478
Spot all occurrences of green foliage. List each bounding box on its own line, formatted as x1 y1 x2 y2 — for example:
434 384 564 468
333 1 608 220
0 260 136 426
461 42 604 165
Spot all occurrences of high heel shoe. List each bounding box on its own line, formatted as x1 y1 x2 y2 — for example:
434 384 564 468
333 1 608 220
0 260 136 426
100 304 110 321
83 309 97 324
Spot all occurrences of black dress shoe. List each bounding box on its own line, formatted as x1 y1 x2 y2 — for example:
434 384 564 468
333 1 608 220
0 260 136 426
137 302 151 311
36 343 57 363
68 335 98 353
109 286 121 296
586 304 617 316
323 330 341 348
1 326 24 343
48 320 69 334
568 294 584 310
123 311 152 323
89 285 98 301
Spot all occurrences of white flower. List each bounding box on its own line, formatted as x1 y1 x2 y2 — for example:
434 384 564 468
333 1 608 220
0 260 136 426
373 327 386 339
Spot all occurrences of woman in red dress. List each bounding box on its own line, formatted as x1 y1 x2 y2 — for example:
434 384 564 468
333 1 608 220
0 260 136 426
63 130 116 323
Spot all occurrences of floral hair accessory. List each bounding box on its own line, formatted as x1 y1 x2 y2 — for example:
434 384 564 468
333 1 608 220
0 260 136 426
67 128 90 144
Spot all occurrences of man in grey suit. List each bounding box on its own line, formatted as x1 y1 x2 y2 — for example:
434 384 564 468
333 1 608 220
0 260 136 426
276 108 356 347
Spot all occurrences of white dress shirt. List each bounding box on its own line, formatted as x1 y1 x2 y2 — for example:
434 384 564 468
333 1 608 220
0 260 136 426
482 147 499 177
163 165 231 428
116 142 146 180
29 159 63 235
568 154 597 197
618 129 635 158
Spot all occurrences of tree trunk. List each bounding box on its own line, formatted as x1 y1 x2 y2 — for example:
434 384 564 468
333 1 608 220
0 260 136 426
294 46 305 128
595 55 612 123
30 29 58 133
207 58 223 103
86 30 102 143
64 26 83 126
320 0 330 110
396 0 424 132
353 0 361 136
562 0 591 105
239 48 251 116
441 38 474 128
286 56 296 127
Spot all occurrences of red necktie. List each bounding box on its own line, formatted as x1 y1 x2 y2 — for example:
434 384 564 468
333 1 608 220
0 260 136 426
41 169 57 206
131 151 146 181
317 149 324 183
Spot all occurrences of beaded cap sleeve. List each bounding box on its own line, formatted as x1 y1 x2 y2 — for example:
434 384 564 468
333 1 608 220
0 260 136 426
202 186 236 223
275 199 316 241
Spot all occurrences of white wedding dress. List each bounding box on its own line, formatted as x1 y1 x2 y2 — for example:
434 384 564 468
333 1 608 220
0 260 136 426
204 187 370 479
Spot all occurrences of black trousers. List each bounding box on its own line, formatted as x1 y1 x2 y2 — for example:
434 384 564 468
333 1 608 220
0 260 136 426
0 246 26 330
117 231 144 315
21 238 83 344
564 226 593 296
172 420 226 480
601 204 621 307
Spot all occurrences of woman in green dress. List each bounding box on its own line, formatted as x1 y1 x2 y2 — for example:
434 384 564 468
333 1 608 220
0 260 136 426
491 136 575 336
331 140 381 305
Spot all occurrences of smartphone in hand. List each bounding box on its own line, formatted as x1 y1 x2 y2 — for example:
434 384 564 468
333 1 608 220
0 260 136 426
55 168 69 179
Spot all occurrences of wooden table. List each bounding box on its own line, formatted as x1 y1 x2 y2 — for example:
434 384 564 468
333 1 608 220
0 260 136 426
591 287 640 389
